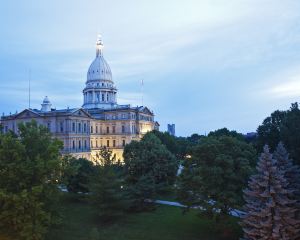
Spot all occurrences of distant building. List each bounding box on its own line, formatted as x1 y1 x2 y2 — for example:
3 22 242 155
167 124 175 136
0 35 158 161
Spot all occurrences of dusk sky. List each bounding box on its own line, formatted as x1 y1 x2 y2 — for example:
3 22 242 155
1 0 300 136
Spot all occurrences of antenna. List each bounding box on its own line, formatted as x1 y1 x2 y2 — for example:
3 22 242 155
141 79 144 106
28 69 31 109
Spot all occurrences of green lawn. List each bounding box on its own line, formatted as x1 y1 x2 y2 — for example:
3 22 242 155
45 194 241 240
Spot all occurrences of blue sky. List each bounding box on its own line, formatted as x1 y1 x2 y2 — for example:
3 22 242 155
1 0 300 136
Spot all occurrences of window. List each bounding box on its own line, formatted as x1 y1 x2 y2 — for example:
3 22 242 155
91 126 93 133
112 126 116 134
107 140 110 147
84 140 87 149
107 94 109 101
78 123 81 132
96 125 98 133
60 122 64 132
91 140 93 148
102 94 104 101
72 122 75 132
122 114 125 119
96 140 98 148
122 125 125 133
106 126 109 134
96 93 100 102
72 141 75 149
113 140 116 147
47 122 51 130
78 140 81 149
84 123 87 132
122 140 126 147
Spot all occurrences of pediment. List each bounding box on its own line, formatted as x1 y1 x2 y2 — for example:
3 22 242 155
15 109 41 119
71 108 92 118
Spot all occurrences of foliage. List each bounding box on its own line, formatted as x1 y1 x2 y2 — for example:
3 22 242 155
90 147 127 221
274 142 300 218
208 128 245 141
63 157 96 193
123 132 178 211
256 102 300 165
241 145 300 239
178 136 256 217
0 120 63 240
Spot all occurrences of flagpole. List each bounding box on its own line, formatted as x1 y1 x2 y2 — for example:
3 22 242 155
29 69 31 109
141 79 144 106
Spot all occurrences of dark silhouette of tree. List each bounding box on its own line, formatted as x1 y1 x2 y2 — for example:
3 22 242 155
241 145 300 239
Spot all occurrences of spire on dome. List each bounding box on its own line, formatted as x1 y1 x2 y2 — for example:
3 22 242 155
96 34 104 57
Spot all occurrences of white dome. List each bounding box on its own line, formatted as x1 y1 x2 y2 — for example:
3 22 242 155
82 35 118 110
86 34 112 82
87 56 112 82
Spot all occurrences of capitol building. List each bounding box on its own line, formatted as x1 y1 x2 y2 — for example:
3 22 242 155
1 35 158 161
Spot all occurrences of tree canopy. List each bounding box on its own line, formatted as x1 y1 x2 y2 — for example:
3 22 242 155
0 120 63 240
123 132 178 210
178 136 256 217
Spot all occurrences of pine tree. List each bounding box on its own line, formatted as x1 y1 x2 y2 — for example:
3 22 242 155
241 145 300 240
274 142 300 217
90 147 128 222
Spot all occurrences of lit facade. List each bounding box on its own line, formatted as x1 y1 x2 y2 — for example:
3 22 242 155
1 35 157 161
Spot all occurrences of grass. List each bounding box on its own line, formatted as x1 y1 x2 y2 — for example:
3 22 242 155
45 194 242 240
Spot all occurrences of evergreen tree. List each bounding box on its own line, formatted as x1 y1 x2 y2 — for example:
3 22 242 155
274 142 300 218
241 145 300 239
64 157 96 193
90 147 127 221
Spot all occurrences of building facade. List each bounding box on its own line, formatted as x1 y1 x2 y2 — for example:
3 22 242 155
167 124 175 136
1 35 157 161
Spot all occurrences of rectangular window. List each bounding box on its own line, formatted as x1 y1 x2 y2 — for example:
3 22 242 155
60 122 64 132
112 126 116 134
96 140 98 148
91 140 93 148
96 125 98 133
91 126 93 133
84 140 87 149
84 123 87 132
78 140 81 149
113 140 116 147
72 140 75 149
107 140 110 147
122 125 125 133
106 126 109 134
122 140 125 147
72 122 75 132
78 123 81 132
47 122 51 130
